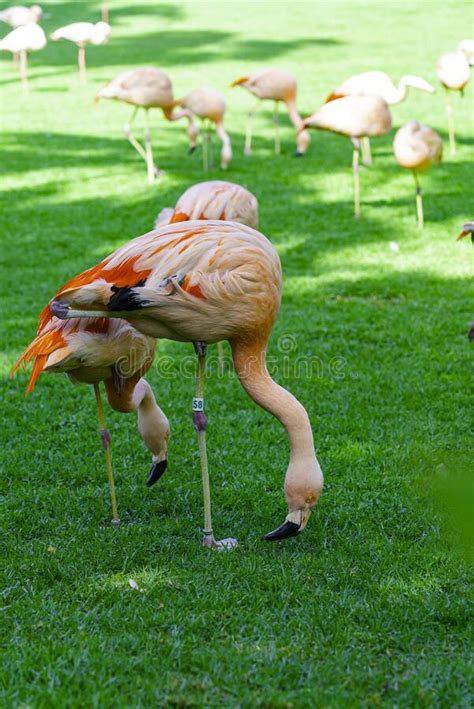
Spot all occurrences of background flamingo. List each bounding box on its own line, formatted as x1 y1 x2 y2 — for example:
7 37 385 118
155 180 258 229
172 88 232 171
44 220 324 549
393 120 442 228
12 315 169 526
230 68 311 157
0 4 42 27
326 70 434 165
436 51 470 155
301 95 392 217
0 21 46 93
458 39 474 66
51 21 111 84
95 67 198 183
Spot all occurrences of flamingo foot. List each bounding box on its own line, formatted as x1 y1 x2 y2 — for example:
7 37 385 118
202 534 237 551
244 146 252 156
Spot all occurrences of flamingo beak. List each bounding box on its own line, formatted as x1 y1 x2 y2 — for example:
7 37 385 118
263 508 312 541
146 458 168 487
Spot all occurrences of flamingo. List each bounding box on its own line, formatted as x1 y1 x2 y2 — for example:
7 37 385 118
12 316 170 526
155 179 258 372
155 180 258 229
301 95 392 217
458 39 474 66
457 221 474 244
172 88 232 171
95 68 198 183
230 68 311 157
393 121 442 228
326 71 434 165
0 22 46 93
42 220 323 549
0 4 42 27
436 51 470 156
50 21 111 84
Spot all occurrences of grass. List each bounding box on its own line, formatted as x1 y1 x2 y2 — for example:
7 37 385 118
1 0 473 706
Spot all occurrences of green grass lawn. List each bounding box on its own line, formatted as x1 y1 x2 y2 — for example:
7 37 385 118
1 0 473 706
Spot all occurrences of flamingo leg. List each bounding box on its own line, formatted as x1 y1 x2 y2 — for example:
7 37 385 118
273 101 280 155
93 383 120 526
361 136 372 166
143 109 157 183
193 341 236 551
19 50 28 95
217 341 225 375
445 91 456 156
413 172 424 229
244 105 256 156
202 119 212 172
101 2 109 22
123 107 147 160
78 45 86 84
352 145 361 218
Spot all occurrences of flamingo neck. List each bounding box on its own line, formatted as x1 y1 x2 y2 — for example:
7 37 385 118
132 379 169 460
231 339 315 462
285 98 304 131
393 78 409 103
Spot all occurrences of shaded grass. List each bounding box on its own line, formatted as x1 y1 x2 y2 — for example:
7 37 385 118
1 0 473 706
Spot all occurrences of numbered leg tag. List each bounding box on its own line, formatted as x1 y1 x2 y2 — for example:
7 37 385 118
193 397 204 412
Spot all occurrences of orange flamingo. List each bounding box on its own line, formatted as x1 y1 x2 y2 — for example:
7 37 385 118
51 21 111 84
301 95 392 217
12 316 169 526
393 121 442 228
155 180 258 229
172 88 232 171
43 220 323 548
155 179 258 372
230 68 311 157
95 68 198 183
436 51 470 156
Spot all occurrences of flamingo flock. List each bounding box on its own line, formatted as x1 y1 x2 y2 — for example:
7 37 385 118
4 4 472 549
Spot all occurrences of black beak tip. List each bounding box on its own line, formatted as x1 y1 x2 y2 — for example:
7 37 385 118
294 150 304 158
188 145 197 155
146 459 167 487
263 520 300 542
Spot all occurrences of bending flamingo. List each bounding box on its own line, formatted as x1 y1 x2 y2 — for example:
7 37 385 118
393 121 442 228
172 88 232 171
95 67 198 183
12 316 169 525
436 51 470 156
155 180 258 229
45 220 324 548
0 22 46 93
326 70 434 164
51 21 111 84
301 95 392 217
230 68 311 157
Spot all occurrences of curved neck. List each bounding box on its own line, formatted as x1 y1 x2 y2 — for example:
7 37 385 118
285 98 304 131
395 78 409 103
231 339 315 462
133 379 170 460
